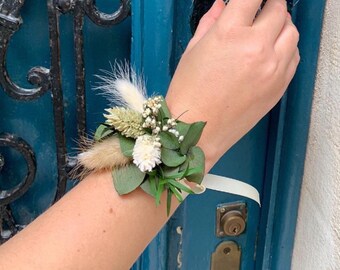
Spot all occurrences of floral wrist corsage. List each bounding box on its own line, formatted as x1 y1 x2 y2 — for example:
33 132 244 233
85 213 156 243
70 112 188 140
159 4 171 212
76 65 206 215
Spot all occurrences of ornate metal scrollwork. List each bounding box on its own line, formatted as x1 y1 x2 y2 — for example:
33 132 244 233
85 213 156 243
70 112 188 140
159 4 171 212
0 0 51 100
83 0 130 26
0 133 36 207
0 0 131 242
0 133 36 243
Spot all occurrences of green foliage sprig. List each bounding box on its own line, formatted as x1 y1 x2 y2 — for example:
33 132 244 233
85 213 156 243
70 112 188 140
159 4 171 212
94 96 206 215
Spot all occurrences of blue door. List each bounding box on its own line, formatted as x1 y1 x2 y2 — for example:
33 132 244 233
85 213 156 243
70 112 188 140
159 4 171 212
130 1 325 269
0 0 325 269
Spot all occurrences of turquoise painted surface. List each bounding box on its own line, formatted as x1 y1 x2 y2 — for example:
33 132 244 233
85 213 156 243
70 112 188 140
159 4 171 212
0 0 131 223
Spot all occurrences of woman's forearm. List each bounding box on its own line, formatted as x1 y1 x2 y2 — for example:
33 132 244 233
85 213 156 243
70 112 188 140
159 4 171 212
0 171 185 269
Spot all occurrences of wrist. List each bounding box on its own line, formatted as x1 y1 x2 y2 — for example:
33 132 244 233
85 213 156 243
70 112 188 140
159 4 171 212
165 96 216 173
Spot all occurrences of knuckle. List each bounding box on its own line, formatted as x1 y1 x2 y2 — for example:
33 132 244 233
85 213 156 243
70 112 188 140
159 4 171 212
295 50 301 64
264 59 280 78
248 41 266 58
292 26 300 42
287 26 300 44
214 22 238 41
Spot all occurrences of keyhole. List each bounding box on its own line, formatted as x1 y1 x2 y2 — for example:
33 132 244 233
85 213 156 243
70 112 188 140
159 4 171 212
223 247 231 255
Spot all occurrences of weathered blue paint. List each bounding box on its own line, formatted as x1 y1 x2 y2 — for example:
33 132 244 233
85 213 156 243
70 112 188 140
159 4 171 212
0 0 131 223
132 0 325 269
256 1 326 269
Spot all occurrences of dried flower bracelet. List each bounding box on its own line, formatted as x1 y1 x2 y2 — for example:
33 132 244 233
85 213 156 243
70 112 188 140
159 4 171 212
76 66 206 215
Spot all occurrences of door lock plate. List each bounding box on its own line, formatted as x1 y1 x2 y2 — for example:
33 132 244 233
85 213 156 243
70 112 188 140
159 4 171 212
211 241 241 270
216 202 247 237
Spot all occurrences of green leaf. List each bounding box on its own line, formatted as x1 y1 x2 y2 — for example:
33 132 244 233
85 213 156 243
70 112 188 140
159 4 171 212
155 180 165 206
184 167 203 177
176 121 191 137
167 188 172 217
94 124 114 141
180 121 206 155
169 185 184 203
149 176 157 197
112 165 146 195
159 131 180 150
119 134 135 157
161 148 186 167
158 98 171 120
162 166 180 178
185 146 205 184
140 179 156 198
168 179 194 194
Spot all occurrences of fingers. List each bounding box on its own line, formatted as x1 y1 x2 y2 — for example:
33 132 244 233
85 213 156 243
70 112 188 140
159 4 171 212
254 0 288 42
219 0 263 26
194 0 225 39
186 0 225 51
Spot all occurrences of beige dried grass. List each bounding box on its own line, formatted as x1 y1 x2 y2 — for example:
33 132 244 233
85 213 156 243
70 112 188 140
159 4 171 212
71 135 131 180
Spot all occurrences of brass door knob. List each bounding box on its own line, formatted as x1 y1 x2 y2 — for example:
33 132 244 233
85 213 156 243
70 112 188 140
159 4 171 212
220 210 246 236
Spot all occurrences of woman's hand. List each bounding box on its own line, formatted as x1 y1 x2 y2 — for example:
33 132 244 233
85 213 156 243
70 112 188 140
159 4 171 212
166 0 300 170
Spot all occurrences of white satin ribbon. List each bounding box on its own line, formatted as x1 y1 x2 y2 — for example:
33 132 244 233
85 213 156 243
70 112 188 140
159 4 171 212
203 174 261 206
181 174 261 206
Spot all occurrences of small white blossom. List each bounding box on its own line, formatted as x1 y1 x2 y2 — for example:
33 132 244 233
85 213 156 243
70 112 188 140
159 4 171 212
162 126 169 131
179 135 184 142
133 135 162 172
169 129 176 134
153 126 161 135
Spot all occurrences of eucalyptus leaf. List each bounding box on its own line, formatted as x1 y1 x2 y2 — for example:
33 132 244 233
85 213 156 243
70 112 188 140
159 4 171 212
184 167 203 177
176 121 191 138
185 146 205 184
158 98 171 120
140 180 156 198
159 131 180 150
179 159 189 173
161 148 186 167
162 166 180 178
149 176 157 197
119 134 135 157
94 124 114 141
112 165 146 195
180 121 206 155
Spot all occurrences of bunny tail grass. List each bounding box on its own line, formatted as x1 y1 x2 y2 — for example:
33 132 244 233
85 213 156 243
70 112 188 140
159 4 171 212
95 62 147 113
72 135 131 180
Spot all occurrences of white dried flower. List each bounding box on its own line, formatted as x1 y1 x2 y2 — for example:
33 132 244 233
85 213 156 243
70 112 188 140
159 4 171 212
133 135 162 172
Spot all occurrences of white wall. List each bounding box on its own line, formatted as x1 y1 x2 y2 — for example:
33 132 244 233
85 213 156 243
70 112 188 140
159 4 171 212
292 0 340 269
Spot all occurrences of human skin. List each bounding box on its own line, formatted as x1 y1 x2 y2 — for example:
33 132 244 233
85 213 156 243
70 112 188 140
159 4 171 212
0 0 299 269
